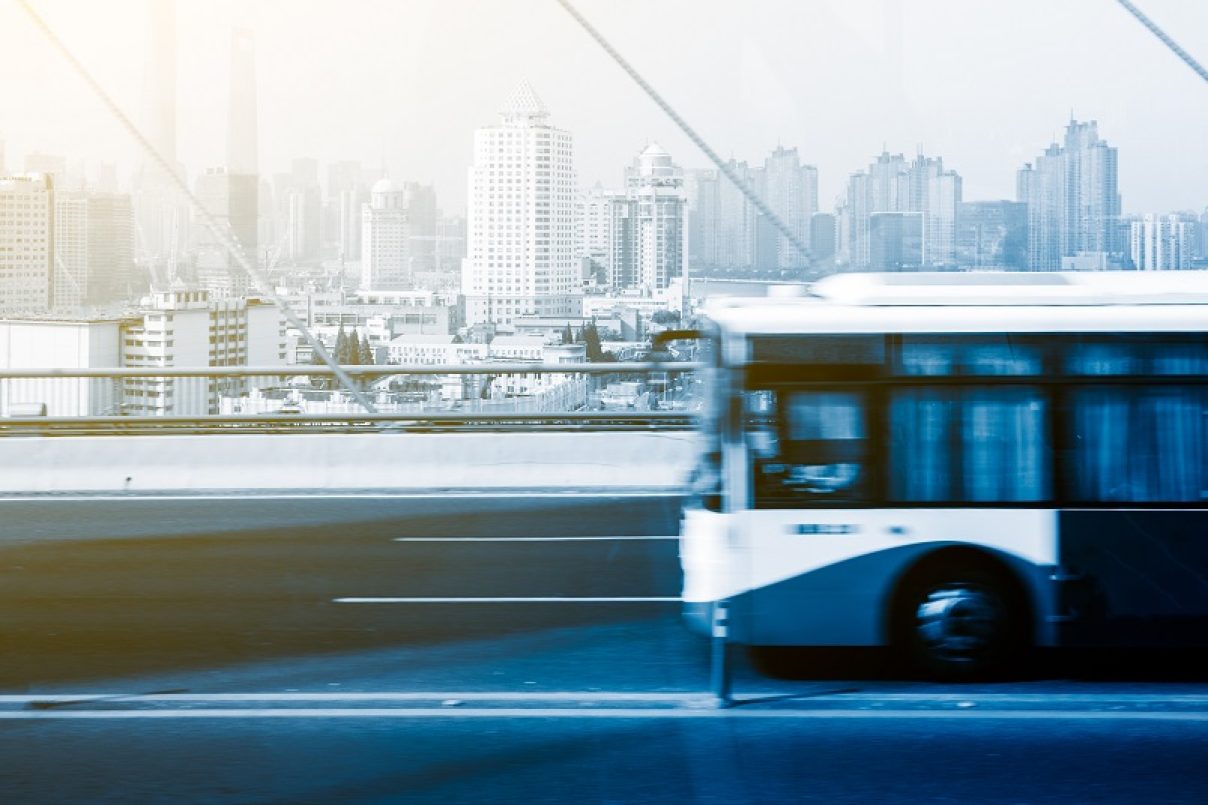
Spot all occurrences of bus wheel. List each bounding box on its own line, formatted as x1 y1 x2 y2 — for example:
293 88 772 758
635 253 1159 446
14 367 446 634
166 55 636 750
896 563 1022 680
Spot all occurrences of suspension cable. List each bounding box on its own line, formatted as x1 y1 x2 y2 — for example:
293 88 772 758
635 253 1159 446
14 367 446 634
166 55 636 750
1115 0 1208 85
553 0 817 275
15 0 377 412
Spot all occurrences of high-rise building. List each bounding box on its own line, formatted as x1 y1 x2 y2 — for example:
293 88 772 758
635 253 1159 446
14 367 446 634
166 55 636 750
1198 207 1208 262
228 28 258 177
956 201 1027 269
810 212 836 265
1017 120 1120 270
0 174 54 312
845 151 960 269
687 160 758 269
53 191 136 310
133 0 186 278
404 182 439 274
360 177 409 290
757 146 817 269
194 168 256 297
579 182 617 283
198 26 259 292
324 161 364 263
282 158 320 264
462 82 578 327
869 211 924 271
617 143 686 291
1130 214 1194 270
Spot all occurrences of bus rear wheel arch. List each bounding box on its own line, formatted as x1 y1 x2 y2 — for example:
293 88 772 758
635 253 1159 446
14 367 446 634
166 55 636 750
889 548 1031 680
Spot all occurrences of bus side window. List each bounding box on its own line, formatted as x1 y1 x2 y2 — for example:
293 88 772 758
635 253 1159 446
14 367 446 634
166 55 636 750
749 390 868 505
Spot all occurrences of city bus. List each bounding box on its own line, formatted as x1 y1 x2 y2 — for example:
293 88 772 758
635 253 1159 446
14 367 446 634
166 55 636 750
678 271 1208 677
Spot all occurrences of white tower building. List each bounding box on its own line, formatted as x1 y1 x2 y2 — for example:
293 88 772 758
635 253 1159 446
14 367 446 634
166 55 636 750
622 143 687 291
360 177 409 290
462 82 579 327
0 174 54 312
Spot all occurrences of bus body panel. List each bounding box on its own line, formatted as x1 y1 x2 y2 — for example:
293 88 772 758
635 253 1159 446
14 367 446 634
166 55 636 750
681 508 1059 647
1058 509 1208 647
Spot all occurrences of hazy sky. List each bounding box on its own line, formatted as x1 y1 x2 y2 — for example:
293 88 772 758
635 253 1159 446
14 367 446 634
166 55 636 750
1 0 1205 214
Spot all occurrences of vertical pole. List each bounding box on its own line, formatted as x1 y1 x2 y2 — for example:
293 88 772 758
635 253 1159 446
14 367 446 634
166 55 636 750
710 599 732 708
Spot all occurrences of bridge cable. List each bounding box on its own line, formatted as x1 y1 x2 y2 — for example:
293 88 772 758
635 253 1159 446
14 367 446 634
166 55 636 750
552 0 818 276
1115 0 1208 85
15 0 377 413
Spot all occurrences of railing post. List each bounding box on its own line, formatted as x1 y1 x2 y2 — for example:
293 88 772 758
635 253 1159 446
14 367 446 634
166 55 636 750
710 598 733 708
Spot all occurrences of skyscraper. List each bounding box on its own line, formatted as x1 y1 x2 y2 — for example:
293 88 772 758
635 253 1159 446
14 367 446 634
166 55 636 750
757 146 817 269
579 182 618 284
1017 120 1120 270
845 151 961 268
686 160 758 269
462 82 578 327
134 0 184 270
0 174 54 312
284 158 320 263
360 177 409 290
192 28 259 297
53 191 135 310
325 160 365 263
228 28 258 177
194 168 255 297
141 0 177 177
616 143 687 291
810 212 836 265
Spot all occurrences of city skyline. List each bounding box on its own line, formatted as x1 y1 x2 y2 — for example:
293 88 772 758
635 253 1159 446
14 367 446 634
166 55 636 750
0 0 1204 215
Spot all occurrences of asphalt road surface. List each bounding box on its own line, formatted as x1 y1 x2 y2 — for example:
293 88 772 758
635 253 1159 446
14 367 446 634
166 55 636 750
0 492 1205 803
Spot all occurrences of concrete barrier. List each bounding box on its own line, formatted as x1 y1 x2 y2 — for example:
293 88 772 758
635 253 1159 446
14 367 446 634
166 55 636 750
0 431 701 494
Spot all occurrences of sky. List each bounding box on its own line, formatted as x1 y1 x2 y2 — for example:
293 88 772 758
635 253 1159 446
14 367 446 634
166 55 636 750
0 0 1205 215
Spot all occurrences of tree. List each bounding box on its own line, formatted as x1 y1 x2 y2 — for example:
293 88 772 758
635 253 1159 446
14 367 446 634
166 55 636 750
651 309 680 325
562 324 574 345
334 325 350 365
358 331 374 366
583 321 604 362
308 344 332 389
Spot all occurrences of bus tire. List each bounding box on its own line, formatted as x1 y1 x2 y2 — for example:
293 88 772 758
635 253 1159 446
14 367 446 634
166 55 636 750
892 554 1027 680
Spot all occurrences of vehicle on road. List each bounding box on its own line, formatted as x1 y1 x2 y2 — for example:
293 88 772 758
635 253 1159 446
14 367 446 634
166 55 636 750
678 271 1208 678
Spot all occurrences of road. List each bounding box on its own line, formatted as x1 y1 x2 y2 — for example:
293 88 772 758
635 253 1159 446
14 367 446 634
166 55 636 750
0 493 1205 803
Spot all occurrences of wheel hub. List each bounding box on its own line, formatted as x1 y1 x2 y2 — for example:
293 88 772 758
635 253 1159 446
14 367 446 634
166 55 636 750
915 585 1002 664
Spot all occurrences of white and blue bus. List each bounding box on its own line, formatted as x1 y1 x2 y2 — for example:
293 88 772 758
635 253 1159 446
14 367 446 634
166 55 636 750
680 271 1208 677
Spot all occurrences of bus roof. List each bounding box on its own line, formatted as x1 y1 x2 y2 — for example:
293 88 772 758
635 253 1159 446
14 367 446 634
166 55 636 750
702 272 1208 335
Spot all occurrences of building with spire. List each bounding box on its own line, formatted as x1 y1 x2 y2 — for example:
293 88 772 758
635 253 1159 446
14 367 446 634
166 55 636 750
462 82 579 327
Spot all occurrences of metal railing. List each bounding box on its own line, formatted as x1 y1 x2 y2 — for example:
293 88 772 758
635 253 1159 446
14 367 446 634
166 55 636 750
0 363 705 436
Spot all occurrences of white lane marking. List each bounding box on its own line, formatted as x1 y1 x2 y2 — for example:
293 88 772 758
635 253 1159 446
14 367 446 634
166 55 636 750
1 709 1205 721
393 536 678 542
333 596 682 604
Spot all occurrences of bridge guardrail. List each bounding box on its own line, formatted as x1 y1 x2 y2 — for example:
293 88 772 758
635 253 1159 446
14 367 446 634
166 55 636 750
0 363 705 436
